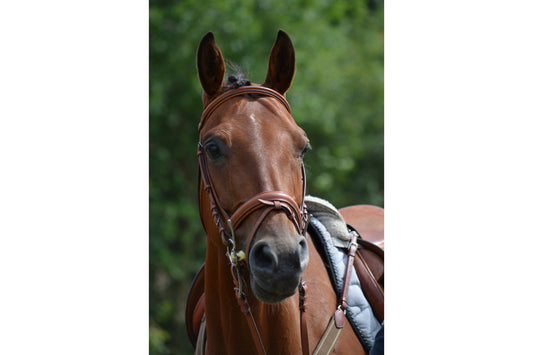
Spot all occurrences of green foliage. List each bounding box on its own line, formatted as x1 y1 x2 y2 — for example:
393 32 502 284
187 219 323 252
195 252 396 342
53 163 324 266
150 0 383 353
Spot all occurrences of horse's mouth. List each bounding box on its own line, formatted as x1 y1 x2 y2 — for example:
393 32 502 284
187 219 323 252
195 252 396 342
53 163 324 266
250 275 299 304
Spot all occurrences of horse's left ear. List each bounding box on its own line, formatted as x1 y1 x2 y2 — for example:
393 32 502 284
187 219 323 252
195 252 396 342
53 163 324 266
263 30 295 95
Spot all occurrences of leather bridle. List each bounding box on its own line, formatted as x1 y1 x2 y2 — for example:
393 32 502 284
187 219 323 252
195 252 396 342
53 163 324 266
197 86 310 354
197 86 309 258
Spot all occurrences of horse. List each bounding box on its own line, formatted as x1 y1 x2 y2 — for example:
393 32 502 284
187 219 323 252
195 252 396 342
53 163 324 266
187 30 384 354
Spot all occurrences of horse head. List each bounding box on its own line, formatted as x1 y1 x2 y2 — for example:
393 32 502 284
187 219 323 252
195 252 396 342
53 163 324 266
196 30 310 304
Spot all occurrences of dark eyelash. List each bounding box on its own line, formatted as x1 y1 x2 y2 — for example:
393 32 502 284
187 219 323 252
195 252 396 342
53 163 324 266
300 143 312 158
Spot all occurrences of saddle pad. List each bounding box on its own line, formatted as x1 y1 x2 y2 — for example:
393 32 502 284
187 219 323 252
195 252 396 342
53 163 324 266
306 197 382 352
305 196 353 248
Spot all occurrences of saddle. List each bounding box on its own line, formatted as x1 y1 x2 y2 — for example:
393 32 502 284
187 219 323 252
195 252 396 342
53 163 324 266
186 197 384 352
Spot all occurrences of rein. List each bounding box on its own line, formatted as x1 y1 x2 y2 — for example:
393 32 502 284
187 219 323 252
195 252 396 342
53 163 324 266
197 86 309 354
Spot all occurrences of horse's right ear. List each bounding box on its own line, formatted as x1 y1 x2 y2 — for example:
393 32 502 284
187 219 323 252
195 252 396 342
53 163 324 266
197 32 226 98
263 30 295 95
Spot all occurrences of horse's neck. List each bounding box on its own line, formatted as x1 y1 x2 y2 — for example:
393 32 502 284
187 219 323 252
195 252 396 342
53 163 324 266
204 241 303 354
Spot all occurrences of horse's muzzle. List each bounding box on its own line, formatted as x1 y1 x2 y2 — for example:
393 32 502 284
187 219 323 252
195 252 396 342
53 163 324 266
248 234 309 304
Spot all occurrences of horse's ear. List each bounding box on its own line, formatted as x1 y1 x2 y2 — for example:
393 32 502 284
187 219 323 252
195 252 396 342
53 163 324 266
197 32 226 98
263 30 295 95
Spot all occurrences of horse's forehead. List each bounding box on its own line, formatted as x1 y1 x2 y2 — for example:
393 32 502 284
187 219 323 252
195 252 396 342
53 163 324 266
209 98 301 140
230 97 289 120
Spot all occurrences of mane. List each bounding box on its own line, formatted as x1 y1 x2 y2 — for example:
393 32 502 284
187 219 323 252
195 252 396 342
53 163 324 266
225 63 251 89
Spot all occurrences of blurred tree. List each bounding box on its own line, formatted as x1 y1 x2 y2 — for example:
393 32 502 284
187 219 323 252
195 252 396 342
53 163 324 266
150 0 383 353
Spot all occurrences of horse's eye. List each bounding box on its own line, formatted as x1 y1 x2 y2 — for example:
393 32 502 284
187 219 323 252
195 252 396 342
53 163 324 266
205 142 222 160
300 143 312 158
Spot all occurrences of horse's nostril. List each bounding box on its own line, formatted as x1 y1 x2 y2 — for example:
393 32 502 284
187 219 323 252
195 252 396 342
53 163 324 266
298 236 309 269
251 242 278 272
298 238 307 251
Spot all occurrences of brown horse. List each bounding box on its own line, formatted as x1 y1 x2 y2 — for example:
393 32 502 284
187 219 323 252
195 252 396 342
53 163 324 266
192 30 382 354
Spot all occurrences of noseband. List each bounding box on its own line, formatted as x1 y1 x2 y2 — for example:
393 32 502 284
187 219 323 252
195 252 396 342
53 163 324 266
197 86 309 260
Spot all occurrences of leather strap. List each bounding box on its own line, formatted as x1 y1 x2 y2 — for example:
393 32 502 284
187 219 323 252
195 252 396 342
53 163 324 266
354 250 384 323
232 190 303 230
242 191 306 258
339 232 358 313
299 281 310 355
199 86 291 132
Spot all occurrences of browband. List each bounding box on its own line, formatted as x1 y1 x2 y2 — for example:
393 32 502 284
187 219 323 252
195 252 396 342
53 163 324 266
198 86 292 132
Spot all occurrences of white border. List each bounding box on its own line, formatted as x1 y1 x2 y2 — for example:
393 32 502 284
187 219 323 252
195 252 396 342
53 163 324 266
0 2 148 354
386 1 533 353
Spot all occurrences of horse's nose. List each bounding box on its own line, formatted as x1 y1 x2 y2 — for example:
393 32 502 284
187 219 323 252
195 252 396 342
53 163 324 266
249 235 308 275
